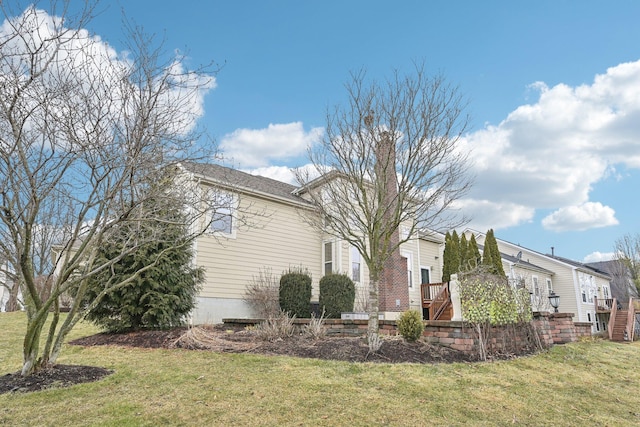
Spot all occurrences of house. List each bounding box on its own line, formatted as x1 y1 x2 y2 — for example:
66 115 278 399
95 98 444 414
586 259 639 303
180 162 445 324
464 229 613 335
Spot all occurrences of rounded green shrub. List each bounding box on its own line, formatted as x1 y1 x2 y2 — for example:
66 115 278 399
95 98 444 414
279 267 312 318
319 273 355 318
396 310 424 342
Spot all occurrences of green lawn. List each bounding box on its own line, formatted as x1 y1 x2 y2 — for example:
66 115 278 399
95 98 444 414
1 311 639 426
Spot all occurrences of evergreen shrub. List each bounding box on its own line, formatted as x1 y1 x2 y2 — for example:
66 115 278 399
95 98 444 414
396 310 424 342
279 267 312 318
319 273 355 318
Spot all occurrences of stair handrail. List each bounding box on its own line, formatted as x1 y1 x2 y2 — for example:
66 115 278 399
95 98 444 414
627 297 636 341
429 282 450 320
608 297 618 340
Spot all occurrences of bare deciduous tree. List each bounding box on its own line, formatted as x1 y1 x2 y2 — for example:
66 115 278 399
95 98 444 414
0 2 217 375
295 64 472 349
614 233 640 295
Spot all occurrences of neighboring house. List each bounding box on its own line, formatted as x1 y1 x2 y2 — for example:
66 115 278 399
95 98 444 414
465 229 613 334
179 162 444 324
495 249 556 313
586 260 639 303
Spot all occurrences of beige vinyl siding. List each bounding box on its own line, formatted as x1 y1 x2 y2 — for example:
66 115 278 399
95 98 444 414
400 237 421 311
196 193 322 300
509 264 555 311
418 238 443 284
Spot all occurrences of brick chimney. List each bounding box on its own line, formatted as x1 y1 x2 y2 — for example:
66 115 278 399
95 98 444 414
375 131 409 313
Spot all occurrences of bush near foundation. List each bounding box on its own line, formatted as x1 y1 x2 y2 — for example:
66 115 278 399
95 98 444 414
396 310 424 341
279 267 312 318
319 273 355 318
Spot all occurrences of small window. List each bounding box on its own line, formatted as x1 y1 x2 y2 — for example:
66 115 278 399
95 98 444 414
210 192 235 235
403 252 413 288
546 278 553 295
532 276 540 297
324 242 333 275
351 246 361 282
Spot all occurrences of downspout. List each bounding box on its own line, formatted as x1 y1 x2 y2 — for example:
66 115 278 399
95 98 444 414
571 267 583 322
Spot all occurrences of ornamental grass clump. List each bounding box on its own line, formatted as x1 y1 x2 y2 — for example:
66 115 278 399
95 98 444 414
396 310 424 342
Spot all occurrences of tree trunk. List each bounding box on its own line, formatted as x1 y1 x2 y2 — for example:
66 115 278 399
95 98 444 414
368 277 380 333
22 319 46 376
6 282 20 312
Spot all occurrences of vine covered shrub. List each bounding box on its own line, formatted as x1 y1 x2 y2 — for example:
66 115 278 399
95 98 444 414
396 310 424 341
319 273 355 318
279 267 312 318
458 271 535 360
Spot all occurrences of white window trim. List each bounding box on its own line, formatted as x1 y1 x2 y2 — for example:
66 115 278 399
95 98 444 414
532 275 540 297
350 245 362 283
420 266 431 285
323 240 335 276
402 251 414 289
209 192 237 239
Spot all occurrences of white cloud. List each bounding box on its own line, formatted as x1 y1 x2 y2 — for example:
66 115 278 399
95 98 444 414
455 199 534 232
244 166 296 185
221 122 323 168
541 202 618 232
460 60 640 230
0 6 214 142
583 251 616 263
245 163 323 186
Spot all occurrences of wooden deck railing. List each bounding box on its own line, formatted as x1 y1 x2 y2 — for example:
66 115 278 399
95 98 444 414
421 282 447 305
627 297 636 341
607 298 618 340
421 282 450 320
594 297 614 312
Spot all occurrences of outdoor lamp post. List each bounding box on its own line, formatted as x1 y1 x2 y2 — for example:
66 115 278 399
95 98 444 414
548 291 560 313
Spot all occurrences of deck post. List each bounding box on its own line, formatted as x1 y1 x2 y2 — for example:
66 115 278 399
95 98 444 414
450 274 463 321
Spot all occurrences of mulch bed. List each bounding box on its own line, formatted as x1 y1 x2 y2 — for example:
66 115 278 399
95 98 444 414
0 365 112 394
1 325 475 395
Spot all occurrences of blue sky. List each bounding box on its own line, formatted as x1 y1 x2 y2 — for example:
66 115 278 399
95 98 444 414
23 1 640 262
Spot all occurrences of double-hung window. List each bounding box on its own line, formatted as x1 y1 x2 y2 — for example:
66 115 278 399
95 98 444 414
210 192 235 236
324 241 334 275
351 245 361 283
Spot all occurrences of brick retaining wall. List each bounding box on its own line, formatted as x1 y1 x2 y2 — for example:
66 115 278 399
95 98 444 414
223 311 591 356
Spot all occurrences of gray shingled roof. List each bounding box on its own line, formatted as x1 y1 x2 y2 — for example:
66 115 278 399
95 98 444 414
478 244 555 275
180 162 314 206
549 254 611 279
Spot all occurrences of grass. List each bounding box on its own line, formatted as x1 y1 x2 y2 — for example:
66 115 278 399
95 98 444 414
1 312 640 426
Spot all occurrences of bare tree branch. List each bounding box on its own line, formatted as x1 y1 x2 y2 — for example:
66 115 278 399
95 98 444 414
0 2 218 375
295 63 473 346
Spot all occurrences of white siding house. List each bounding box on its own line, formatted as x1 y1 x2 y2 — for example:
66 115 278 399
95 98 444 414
465 229 612 333
181 163 443 324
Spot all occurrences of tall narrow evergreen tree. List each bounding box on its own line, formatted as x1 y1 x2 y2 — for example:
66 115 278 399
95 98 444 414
482 238 494 271
468 234 482 270
442 231 453 282
459 233 469 272
450 230 461 277
483 229 506 276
